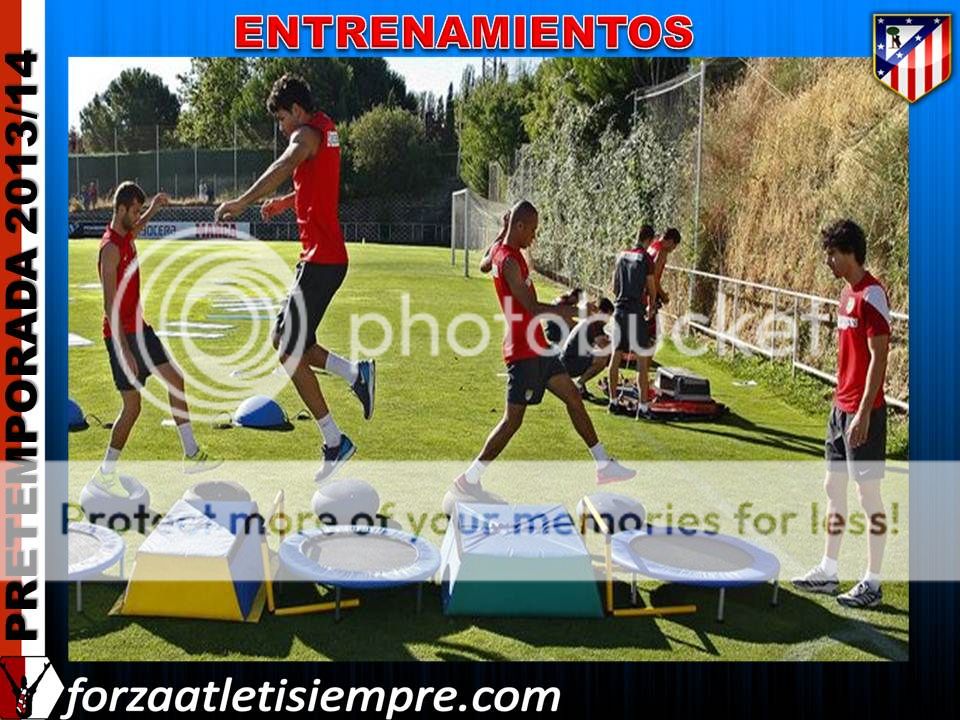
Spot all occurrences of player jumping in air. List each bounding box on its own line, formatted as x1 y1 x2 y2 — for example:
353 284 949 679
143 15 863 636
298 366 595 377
444 201 635 514
215 73 374 482
91 182 221 494
792 219 892 609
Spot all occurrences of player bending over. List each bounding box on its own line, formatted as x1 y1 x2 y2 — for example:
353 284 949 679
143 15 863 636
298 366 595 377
561 297 615 398
92 182 221 493
444 201 635 514
215 73 374 482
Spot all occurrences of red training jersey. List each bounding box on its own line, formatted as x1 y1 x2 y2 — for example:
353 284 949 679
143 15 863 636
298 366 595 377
491 243 549 363
647 238 666 284
293 112 348 265
98 226 142 338
835 271 890 412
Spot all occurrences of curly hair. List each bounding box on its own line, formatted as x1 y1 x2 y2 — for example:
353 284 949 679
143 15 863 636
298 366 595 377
266 73 314 114
820 219 866 265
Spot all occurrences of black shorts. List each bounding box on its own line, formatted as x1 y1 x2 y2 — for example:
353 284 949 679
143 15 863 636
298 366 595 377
612 308 653 355
275 262 348 357
506 355 566 406
104 325 170 391
561 352 592 380
825 405 887 481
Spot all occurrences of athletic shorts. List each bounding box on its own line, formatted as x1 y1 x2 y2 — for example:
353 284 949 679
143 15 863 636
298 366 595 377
560 351 593 380
506 355 566 406
824 405 887 481
613 308 653 356
275 262 348 357
104 325 170 391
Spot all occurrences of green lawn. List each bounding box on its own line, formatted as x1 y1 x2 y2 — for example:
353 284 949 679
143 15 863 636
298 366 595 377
67 240 908 661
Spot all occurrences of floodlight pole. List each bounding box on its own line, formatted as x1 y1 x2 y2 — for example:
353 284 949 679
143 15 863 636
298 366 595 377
194 143 198 199
155 124 160 193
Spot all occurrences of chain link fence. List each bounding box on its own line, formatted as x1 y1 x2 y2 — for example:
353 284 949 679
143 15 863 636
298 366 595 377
492 59 909 406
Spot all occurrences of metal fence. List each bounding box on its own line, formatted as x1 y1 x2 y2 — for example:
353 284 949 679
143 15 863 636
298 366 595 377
69 123 281 205
660 266 909 411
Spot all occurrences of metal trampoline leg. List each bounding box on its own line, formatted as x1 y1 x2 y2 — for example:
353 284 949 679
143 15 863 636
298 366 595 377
771 580 780 607
416 584 423 614
335 587 342 622
630 574 638 606
76 582 82 613
716 588 725 622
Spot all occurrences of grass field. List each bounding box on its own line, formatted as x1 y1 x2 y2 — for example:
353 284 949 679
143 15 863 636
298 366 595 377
67 239 908 661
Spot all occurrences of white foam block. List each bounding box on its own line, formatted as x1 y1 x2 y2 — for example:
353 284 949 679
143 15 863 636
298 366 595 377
166 321 235 330
155 330 225 339
69 332 94 347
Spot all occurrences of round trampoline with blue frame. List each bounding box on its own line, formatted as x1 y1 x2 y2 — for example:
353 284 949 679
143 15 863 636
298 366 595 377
67 522 126 612
279 525 441 620
610 527 781 621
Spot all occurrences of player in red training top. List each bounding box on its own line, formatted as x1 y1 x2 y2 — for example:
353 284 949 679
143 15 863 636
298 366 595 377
93 182 221 494
215 73 375 483
443 201 635 514
793 219 891 609
645 226 682 352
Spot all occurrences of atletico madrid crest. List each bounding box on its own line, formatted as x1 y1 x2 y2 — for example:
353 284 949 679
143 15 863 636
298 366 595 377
874 14 952 102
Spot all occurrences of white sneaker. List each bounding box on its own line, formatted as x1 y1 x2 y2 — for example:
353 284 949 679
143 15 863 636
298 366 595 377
837 580 883 609
791 565 840 595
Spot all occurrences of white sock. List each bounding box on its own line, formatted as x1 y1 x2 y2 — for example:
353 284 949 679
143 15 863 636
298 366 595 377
316 414 342 448
101 446 121 474
324 353 359 385
863 571 881 588
589 442 610 466
177 422 199 457
820 555 838 576
464 459 487 485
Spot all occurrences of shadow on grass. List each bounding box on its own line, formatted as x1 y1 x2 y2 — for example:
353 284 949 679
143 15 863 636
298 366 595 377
660 411 826 457
69 579 907 661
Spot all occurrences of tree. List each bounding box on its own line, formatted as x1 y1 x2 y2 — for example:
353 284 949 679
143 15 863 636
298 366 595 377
457 77 533 194
176 58 251 148
175 58 418 149
444 82 456 149
347 105 435 197
79 68 180 152
524 58 691 141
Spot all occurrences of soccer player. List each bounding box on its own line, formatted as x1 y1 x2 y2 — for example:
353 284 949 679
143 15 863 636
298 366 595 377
214 73 374 482
607 225 657 416
561 297 615 398
92 182 220 493
792 219 891 609
646 227 682 349
444 201 634 513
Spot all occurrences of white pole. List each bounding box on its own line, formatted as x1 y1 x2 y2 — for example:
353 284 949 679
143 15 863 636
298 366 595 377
688 60 707 316
463 193 470 278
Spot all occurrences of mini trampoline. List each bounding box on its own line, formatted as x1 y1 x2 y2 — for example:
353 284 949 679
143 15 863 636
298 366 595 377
280 526 441 619
611 527 780 621
67 522 125 612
